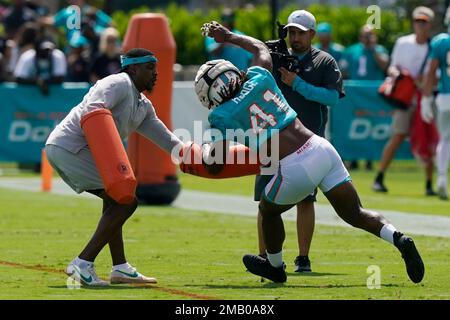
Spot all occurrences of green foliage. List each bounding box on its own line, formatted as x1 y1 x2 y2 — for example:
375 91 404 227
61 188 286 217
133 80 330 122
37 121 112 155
111 3 412 65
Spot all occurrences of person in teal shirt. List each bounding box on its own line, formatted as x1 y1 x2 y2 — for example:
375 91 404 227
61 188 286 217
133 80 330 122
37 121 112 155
341 24 389 171
314 22 345 65
41 0 111 51
420 7 450 200
204 8 253 71
341 24 389 80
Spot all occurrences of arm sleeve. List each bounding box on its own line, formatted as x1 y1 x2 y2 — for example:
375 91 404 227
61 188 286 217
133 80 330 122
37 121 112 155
292 76 339 106
136 103 183 154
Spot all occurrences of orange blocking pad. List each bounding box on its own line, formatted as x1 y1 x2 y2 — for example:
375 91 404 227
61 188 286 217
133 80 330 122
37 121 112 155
123 14 179 204
81 109 137 204
180 143 261 179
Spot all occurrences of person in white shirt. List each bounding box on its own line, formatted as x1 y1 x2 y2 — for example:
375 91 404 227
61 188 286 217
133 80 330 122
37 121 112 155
45 48 183 286
14 40 66 95
373 6 436 196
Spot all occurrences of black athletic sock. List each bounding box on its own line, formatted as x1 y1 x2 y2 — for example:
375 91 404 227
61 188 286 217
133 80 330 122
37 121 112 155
426 179 432 190
393 231 404 247
375 172 384 183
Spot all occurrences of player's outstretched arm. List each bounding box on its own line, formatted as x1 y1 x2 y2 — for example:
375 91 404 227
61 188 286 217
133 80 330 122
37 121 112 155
201 21 273 72
179 141 261 179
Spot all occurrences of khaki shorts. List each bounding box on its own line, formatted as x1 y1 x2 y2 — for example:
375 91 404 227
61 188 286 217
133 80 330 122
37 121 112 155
391 106 416 135
45 144 103 193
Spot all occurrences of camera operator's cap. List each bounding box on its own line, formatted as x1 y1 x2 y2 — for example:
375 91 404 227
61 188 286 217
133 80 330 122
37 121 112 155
39 41 55 50
412 6 434 22
317 22 332 34
285 10 316 31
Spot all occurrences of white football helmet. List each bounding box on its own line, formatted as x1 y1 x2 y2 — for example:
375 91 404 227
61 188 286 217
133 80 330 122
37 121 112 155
194 59 241 110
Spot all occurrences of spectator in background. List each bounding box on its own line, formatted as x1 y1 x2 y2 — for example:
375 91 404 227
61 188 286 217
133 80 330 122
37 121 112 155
26 0 49 17
204 8 252 71
421 6 450 201
342 24 389 80
89 27 121 83
372 6 436 196
66 36 90 82
313 22 345 141
341 24 389 170
0 37 6 81
14 39 67 95
40 0 111 53
2 0 37 40
314 22 345 66
5 22 40 80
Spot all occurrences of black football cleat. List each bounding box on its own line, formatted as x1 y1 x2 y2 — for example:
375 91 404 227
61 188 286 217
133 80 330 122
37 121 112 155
294 255 312 273
243 254 287 283
372 181 388 193
395 233 425 283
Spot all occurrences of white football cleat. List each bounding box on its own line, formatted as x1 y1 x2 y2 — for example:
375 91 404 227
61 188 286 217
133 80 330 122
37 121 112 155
65 261 109 287
110 263 157 284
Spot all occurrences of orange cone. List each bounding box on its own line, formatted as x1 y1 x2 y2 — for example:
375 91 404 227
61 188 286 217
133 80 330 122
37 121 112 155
41 149 53 192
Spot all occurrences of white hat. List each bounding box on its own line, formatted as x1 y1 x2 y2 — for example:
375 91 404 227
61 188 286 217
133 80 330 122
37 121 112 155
412 6 434 22
285 10 316 31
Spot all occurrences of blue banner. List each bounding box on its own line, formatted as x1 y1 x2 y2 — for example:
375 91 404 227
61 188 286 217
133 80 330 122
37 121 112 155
330 80 413 160
0 81 413 163
0 83 90 162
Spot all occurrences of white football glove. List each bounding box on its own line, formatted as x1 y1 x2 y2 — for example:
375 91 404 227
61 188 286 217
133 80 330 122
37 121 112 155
420 95 434 124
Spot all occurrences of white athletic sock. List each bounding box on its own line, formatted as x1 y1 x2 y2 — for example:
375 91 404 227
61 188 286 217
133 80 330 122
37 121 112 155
436 139 450 186
112 262 131 271
380 224 397 245
266 251 283 268
73 257 93 268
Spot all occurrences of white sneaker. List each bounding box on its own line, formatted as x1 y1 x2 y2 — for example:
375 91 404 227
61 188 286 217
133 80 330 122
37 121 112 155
110 263 157 284
65 261 109 287
437 185 448 200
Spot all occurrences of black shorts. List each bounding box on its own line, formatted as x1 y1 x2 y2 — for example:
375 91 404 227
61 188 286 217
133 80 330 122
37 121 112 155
253 174 318 202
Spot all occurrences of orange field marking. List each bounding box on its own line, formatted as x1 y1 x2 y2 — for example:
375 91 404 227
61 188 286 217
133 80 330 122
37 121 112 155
0 260 219 300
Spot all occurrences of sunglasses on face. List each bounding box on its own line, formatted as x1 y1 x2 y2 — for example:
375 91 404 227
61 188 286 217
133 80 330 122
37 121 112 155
413 19 429 24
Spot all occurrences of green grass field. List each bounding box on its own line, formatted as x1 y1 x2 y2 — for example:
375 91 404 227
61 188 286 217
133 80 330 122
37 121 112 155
0 171 449 299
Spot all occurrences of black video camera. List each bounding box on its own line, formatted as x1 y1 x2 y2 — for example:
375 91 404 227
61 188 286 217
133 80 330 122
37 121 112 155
265 21 300 72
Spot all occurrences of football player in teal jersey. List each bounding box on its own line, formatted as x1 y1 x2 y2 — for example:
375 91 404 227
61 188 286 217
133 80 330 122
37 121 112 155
421 6 450 200
184 21 424 284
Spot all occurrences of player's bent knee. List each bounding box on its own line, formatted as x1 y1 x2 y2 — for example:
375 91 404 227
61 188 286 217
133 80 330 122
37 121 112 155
109 197 138 218
258 201 281 219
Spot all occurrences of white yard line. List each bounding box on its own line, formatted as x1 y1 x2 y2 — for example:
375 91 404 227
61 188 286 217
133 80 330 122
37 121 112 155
1 177 449 238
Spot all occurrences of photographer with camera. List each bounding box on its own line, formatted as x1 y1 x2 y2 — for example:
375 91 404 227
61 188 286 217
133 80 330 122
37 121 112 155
255 10 345 273
14 39 66 95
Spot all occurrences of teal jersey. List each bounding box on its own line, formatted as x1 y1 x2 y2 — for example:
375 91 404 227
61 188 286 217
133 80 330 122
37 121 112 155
343 43 388 80
430 33 450 94
54 5 111 46
208 66 297 151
